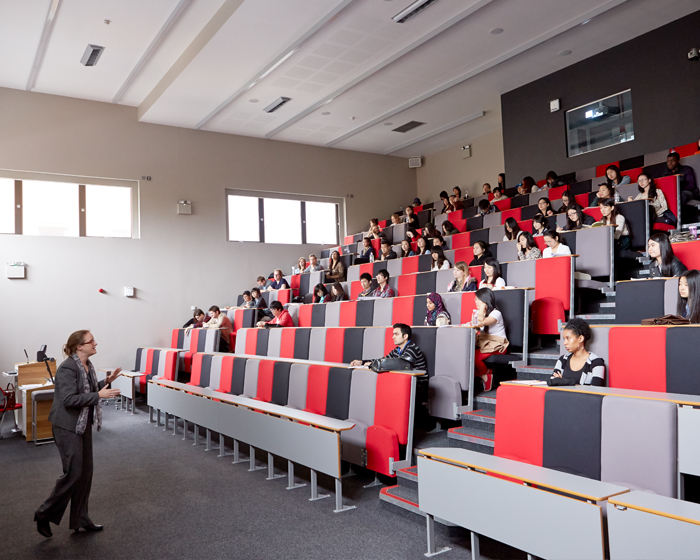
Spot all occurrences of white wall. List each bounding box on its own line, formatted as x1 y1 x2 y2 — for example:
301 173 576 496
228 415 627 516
0 87 415 373
416 128 505 203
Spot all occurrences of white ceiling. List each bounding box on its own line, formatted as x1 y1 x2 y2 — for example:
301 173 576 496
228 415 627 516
1 0 698 157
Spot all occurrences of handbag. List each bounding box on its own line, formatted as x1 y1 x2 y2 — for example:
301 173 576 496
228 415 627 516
2 383 16 411
641 314 690 325
369 357 412 373
476 334 509 354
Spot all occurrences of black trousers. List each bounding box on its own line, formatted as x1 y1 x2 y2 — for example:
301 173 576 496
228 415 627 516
35 424 94 529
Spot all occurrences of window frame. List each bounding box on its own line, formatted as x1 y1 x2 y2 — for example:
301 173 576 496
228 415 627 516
225 188 344 245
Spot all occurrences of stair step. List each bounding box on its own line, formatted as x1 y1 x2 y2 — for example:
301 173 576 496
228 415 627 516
599 302 616 308
379 486 456 526
517 365 553 374
396 466 418 491
461 410 495 434
516 365 551 382
447 426 495 449
474 392 497 412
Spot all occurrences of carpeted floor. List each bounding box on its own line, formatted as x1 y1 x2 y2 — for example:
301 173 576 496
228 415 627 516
0 403 524 560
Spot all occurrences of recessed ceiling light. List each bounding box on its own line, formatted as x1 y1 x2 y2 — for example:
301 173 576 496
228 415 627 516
384 122 393 126
558 50 572 56
249 99 259 103
321 111 330 116
490 28 504 35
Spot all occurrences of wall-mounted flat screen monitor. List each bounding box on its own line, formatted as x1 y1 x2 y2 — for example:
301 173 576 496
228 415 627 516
566 89 634 157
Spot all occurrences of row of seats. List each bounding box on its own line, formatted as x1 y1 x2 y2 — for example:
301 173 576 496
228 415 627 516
493 384 677 497
132 347 179 392
184 352 416 477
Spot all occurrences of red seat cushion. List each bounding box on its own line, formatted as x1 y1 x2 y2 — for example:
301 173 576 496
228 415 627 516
535 256 572 310
397 274 417 297
391 295 414 326
366 425 399 477
339 301 357 326
254 360 275 402
500 208 521 224
672 239 700 270
402 256 420 275
493 384 546 466
303 365 329 415
608 326 667 392
374 372 412 445
494 199 511 212
324 328 345 363
531 297 566 335
672 143 697 158
451 232 471 249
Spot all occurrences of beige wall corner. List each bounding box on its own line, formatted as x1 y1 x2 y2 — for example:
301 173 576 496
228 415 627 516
416 128 504 203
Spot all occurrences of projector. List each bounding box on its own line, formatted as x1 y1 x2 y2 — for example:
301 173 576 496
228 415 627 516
585 105 609 119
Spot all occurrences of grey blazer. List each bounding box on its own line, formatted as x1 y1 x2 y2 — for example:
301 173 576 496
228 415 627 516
48 358 106 432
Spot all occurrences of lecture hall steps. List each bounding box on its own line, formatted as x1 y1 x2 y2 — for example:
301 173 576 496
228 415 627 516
574 288 616 324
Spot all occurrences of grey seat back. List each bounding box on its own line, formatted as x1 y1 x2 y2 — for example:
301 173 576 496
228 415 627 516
208 355 223 390
325 302 341 327
372 298 393 327
362 327 388 361
266 329 282 358
308 329 327 362
287 363 309 409
434 327 474 390
242 359 259 398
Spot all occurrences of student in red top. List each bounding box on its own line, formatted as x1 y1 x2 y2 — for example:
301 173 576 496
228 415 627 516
257 301 294 328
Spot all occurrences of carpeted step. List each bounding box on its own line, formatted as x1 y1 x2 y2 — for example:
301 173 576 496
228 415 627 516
516 365 552 381
396 466 418 492
474 391 497 413
528 353 559 367
460 409 495 436
379 486 456 526
447 426 494 455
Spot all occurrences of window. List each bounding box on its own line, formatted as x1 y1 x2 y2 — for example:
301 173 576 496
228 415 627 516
23 181 79 237
86 185 132 238
226 191 340 245
566 90 634 157
0 178 14 234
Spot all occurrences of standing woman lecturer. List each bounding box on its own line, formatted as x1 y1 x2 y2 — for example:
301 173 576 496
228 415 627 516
35 330 122 538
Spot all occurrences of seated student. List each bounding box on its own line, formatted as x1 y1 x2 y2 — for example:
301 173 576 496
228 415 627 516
453 186 463 201
405 205 420 228
503 217 521 242
351 323 428 372
497 173 506 190
442 220 460 236
365 218 379 238
536 197 555 217
413 197 422 206
605 164 630 188
201 305 233 352
326 250 346 282
647 233 688 278
523 176 537 193
468 288 508 392
390 213 402 225
257 300 294 328
449 195 464 211
558 204 595 231
399 239 415 258
664 152 698 206
597 199 631 250
330 282 349 302
532 214 547 237
256 275 268 290
439 190 451 214
591 183 615 207
516 183 529 196
469 240 492 266
678 270 700 322
550 318 605 386
268 269 290 291
422 222 440 240
477 198 499 216
356 237 376 264
431 235 445 249
183 308 208 328
629 172 677 226
313 283 330 304
425 293 451 326
491 186 508 202
251 287 267 309
372 269 395 298
370 225 389 241
542 230 572 258
556 190 574 214
480 257 506 289
378 239 397 261
430 246 451 271
357 272 375 299
306 254 324 272
545 170 565 189
517 231 541 260
447 261 477 292
482 183 492 195
416 237 431 255
293 257 307 275
240 291 255 309
405 226 420 242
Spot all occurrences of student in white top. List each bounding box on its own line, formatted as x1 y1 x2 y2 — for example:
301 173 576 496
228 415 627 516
503 217 522 242
598 199 631 251
430 246 451 271
542 230 572 258
468 288 508 391
479 258 506 289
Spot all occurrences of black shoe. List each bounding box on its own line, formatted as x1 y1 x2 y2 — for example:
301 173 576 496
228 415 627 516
37 520 52 538
83 523 103 532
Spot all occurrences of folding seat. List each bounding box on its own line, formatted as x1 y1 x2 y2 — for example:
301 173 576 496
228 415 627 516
547 185 567 201
520 204 540 221
215 355 237 393
416 254 431 273
452 247 474 265
575 226 612 279
188 353 211 388
160 350 178 381
289 275 301 297
362 327 390 361
183 329 201 372
201 328 220 353
435 269 453 293
493 385 546 465
171 329 190 350
451 218 467 233
391 295 415 327
531 298 565 335
402 255 420 275
411 326 437 375
596 161 619 177
303 365 330 415
133 347 148 373
299 273 311 295
440 292 462 321
137 349 158 393
254 360 275 402
670 239 700 270
397 274 417 297
451 232 470 249
601 396 677 497
325 367 353 420
510 194 530 209
298 304 314 327
518 219 533 233
503 259 536 288
483 213 501 229
468 265 483 284
493 199 511 212
286 363 309 409
535 255 572 313
497 240 519 263
342 327 364 363
355 300 375 327
338 301 357 327
428 327 473 419
488 225 505 244
654 175 681 232
232 309 256 347
386 259 402 278
255 328 269 356
442 236 452 250
242 359 259 398
371 238 382 256
458 292 478 324
268 290 279 305
344 235 354 245
666 326 700 395
366 372 412 477
608 326 666 391
204 355 223 390
582 207 602 222
276 289 292 305
416 271 436 295
324 328 346 363
293 328 311 359
467 215 484 231
308 328 327 361
234 328 247 354
308 270 324 288
311 303 326 326
349 281 362 301
468 228 489 247
574 193 591 208
543 391 604 480
266 328 282 358
324 301 341 327
372 298 393 327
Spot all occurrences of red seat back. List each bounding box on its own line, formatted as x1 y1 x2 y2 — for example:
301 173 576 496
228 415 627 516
276 289 291 304
339 301 357 326
583 207 602 221
280 329 296 358
171 329 180 348
673 240 700 270
500 208 521 224
218 356 236 392
402 255 420 275
397 274 417 297
519 219 533 233
493 198 511 211
233 309 247 332
256 360 275 402
451 232 471 249
608 326 667 392
531 297 565 335
413 204 424 212
350 281 363 301
535 256 572 310
188 353 204 386
469 265 483 282
244 328 259 354
378 220 389 228
383 328 395 355
655 175 680 217
359 262 374 278
533 236 546 252
374 372 412 445
596 161 619 177
189 328 200 353
290 275 301 296
391 295 415 326
451 218 467 233
575 193 590 208
298 305 313 327
672 143 698 158
324 328 345 362
494 385 546 466
344 235 354 245
304 365 329 415
371 239 382 255
536 179 547 188
626 167 643 183
453 247 474 264
459 292 477 324
548 186 567 201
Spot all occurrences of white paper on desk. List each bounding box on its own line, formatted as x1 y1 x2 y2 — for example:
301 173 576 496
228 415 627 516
21 383 44 390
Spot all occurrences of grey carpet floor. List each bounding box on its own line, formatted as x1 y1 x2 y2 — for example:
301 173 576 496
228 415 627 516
1 403 525 560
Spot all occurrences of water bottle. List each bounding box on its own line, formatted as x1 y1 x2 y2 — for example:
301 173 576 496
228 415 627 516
614 192 621 203
471 309 479 327
369 252 375 263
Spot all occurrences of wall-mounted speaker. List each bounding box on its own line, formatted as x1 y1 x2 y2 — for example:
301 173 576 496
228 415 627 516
408 157 422 168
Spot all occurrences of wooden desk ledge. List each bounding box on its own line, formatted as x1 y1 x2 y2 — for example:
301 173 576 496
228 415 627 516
418 447 629 502
149 378 355 432
609 491 700 527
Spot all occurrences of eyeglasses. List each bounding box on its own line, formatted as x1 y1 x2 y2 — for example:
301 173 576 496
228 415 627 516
81 339 96 346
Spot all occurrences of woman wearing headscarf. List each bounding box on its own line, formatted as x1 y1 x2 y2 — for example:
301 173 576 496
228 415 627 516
424 293 452 326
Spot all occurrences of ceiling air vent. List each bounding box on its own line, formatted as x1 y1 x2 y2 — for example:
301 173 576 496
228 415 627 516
392 0 439 24
80 44 105 67
392 121 426 133
264 97 291 113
